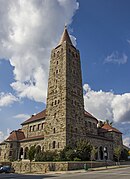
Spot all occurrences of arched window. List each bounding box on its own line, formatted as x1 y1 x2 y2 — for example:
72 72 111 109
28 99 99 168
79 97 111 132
52 141 56 149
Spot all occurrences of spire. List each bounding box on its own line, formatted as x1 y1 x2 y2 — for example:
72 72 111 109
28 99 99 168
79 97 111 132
58 26 72 46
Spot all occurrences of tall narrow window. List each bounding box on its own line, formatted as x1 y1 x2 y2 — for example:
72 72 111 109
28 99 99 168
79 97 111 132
55 100 57 105
53 141 56 149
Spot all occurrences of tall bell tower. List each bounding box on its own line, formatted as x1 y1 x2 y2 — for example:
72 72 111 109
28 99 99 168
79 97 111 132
44 27 85 151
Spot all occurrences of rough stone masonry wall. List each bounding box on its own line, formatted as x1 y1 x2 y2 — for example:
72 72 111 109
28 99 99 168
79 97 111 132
11 161 119 173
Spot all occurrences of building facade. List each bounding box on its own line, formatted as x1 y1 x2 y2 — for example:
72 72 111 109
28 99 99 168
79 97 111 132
0 27 123 162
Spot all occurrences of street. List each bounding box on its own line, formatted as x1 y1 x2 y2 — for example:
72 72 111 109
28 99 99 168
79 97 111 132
0 167 130 179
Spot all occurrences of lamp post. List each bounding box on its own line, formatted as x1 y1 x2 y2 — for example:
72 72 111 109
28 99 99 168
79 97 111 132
104 147 107 169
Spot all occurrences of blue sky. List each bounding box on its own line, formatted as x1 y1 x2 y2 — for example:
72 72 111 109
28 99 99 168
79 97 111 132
0 0 130 146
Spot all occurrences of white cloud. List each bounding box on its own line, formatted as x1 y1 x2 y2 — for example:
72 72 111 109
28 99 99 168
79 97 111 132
123 137 130 148
0 129 11 142
0 0 79 103
127 39 130 44
83 84 130 123
0 92 19 107
13 114 30 120
104 51 128 65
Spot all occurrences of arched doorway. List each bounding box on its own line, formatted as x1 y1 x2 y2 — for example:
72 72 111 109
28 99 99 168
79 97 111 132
99 146 103 160
24 147 29 159
19 147 23 160
36 145 41 154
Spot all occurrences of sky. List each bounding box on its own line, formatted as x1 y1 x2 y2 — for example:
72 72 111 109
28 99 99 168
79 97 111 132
0 0 130 147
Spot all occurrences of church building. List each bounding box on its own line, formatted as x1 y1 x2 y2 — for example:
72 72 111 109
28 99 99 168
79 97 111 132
0 27 123 161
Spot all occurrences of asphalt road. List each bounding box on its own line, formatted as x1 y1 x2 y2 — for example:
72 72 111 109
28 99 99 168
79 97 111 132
0 167 130 179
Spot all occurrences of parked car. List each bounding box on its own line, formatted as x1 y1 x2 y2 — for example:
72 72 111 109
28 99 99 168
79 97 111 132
0 165 15 173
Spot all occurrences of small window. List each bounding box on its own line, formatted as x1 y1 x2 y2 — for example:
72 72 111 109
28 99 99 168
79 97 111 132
29 126 32 131
55 100 57 105
52 102 53 106
54 113 56 118
38 124 41 130
41 123 44 130
89 122 91 128
10 143 13 148
58 142 60 148
33 125 36 131
9 150 12 156
53 141 56 149
53 128 56 133
57 61 58 65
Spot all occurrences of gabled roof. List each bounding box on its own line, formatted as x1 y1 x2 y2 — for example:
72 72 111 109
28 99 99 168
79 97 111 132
84 110 98 122
58 26 73 46
101 123 122 134
21 109 46 125
6 129 25 141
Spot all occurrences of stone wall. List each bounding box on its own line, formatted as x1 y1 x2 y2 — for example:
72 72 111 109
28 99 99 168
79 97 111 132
11 161 119 173
12 161 68 173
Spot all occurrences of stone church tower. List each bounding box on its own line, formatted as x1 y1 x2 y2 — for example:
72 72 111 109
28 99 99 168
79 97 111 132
44 27 86 151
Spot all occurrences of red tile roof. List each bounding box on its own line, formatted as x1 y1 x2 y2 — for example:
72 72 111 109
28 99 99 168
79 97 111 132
22 109 99 125
21 109 46 125
101 123 122 134
6 129 25 141
84 110 98 122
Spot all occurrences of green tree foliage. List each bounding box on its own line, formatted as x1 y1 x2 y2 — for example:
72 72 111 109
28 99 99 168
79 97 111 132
34 140 92 162
58 140 92 161
75 140 92 161
28 146 36 161
35 150 58 162
114 146 121 163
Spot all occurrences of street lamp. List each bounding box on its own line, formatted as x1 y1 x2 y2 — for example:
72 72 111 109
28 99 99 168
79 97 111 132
104 147 107 169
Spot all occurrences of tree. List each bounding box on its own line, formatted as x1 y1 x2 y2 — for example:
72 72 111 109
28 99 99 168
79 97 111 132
28 146 36 161
90 146 97 168
114 146 121 165
75 140 92 161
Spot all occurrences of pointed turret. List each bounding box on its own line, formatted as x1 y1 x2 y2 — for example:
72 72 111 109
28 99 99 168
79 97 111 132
58 26 72 46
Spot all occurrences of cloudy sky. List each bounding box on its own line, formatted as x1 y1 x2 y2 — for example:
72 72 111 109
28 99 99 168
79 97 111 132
0 0 130 147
